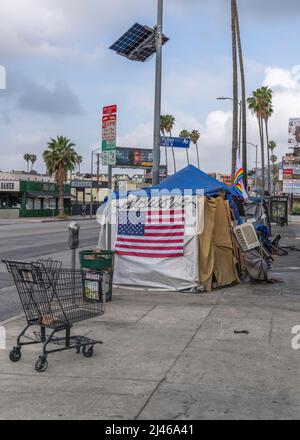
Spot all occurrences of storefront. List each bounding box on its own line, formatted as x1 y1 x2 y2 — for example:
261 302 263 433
0 174 71 219
20 181 71 218
0 180 21 219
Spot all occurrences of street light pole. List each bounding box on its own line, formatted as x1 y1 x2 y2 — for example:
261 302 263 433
152 0 163 186
90 147 101 218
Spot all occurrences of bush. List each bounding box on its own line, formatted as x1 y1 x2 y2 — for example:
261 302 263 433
292 207 300 216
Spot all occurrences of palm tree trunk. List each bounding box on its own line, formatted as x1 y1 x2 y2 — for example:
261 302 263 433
169 131 176 173
265 119 271 194
58 182 65 218
165 148 168 175
231 0 239 181
259 117 265 195
186 149 190 165
196 142 200 169
234 0 247 188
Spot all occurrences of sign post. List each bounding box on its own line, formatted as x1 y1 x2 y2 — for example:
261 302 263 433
102 105 117 249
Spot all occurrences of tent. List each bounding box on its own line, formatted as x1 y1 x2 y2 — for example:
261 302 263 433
98 165 241 292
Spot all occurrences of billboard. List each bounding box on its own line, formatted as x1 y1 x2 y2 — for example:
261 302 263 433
116 148 153 168
288 118 300 146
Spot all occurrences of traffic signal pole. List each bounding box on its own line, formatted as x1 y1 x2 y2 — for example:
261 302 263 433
152 0 163 186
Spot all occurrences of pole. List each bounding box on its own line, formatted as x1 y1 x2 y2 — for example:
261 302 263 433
107 165 113 249
90 150 94 218
97 153 100 204
238 101 242 155
255 145 258 191
152 0 163 186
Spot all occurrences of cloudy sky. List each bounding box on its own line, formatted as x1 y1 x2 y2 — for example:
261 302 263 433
1 0 300 175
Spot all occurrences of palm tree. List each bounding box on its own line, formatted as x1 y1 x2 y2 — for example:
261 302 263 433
269 141 277 194
270 154 278 194
190 130 201 169
231 0 239 181
234 0 247 188
43 136 79 218
30 154 37 172
179 130 190 165
24 154 31 173
160 115 169 174
248 88 266 195
76 155 83 173
164 114 176 173
262 89 274 193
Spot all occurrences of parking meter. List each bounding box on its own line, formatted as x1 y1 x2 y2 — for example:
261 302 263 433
68 222 80 250
68 223 80 273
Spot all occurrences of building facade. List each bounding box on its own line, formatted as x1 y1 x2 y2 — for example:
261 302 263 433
0 172 71 219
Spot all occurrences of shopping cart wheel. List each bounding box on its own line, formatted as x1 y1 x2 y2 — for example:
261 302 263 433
35 356 48 373
9 348 22 363
82 345 94 358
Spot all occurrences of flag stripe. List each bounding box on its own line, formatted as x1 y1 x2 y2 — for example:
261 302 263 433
115 244 184 251
145 225 184 230
116 251 184 258
116 237 184 244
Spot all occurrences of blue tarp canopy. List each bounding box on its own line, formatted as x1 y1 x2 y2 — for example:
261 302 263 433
148 165 239 197
110 165 241 199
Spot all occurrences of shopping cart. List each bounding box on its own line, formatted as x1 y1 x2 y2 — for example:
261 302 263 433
2 259 104 373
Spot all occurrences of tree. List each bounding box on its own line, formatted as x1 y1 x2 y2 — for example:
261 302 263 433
76 155 83 173
247 88 266 195
190 130 201 169
164 114 176 173
43 136 79 218
24 154 31 173
231 0 239 181
269 141 277 194
270 155 278 193
160 115 169 174
30 154 37 172
262 88 274 193
234 0 247 188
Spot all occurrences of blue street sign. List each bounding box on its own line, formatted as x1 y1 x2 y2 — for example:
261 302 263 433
161 136 191 149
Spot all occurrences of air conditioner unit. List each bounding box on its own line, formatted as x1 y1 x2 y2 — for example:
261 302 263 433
233 223 261 252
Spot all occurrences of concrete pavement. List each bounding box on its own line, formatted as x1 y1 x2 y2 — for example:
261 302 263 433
0 224 300 419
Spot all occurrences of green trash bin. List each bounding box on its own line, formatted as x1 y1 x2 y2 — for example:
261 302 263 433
80 250 115 303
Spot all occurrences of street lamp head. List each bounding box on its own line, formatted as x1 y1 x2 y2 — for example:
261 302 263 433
217 96 233 101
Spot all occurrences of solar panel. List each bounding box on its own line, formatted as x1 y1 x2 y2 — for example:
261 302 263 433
110 22 169 62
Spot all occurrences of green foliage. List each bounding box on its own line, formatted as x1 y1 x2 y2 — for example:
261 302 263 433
43 136 79 218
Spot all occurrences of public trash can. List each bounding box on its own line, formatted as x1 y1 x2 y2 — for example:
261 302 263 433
79 250 115 302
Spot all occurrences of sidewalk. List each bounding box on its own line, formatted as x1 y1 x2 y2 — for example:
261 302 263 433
0 216 95 226
0 229 300 419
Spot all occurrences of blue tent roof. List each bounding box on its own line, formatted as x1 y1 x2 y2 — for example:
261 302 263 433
109 165 240 200
148 165 238 197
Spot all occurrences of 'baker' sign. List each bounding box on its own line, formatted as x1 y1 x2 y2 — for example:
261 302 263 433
0 181 20 192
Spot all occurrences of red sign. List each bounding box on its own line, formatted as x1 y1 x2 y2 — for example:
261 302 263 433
103 105 117 116
102 114 117 123
283 169 294 176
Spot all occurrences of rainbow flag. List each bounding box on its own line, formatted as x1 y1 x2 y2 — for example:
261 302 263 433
233 156 248 201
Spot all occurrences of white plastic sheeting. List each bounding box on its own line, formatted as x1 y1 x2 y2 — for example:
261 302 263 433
97 195 204 291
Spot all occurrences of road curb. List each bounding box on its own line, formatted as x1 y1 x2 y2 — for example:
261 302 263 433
0 314 24 327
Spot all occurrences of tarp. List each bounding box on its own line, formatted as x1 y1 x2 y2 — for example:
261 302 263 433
98 166 241 291
98 195 203 291
107 165 241 200
198 197 239 291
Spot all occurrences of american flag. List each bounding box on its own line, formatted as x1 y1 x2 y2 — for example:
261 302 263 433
115 209 185 258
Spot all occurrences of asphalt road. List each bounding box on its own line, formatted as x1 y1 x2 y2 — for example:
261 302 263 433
0 220 100 321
